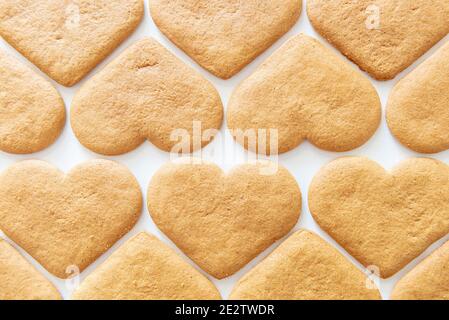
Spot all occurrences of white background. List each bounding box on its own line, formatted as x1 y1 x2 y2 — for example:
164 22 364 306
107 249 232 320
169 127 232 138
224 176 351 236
1 0 448 300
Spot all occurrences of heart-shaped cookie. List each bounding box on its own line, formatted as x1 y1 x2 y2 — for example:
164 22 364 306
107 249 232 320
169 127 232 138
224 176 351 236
387 40 449 154
309 157 449 278
150 0 302 79
307 0 449 80
0 50 65 154
227 34 381 155
0 239 61 300
147 159 302 279
0 0 144 86
391 239 449 300
230 230 381 300
72 232 221 300
0 160 142 278
71 38 223 155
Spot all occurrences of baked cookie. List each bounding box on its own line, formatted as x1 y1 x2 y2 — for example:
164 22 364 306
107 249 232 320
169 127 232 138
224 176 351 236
387 41 449 154
71 38 223 155
0 51 65 154
229 230 381 300
391 240 449 300
0 239 61 300
227 34 381 155
307 0 449 80
0 160 142 278
309 157 449 278
72 232 221 300
0 0 144 86
147 159 301 279
150 0 302 79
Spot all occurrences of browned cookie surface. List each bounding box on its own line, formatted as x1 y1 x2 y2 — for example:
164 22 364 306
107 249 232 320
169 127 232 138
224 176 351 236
150 0 302 79
309 157 449 278
0 0 144 86
72 232 221 300
307 0 449 80
148 159 301 279
0 160 142 278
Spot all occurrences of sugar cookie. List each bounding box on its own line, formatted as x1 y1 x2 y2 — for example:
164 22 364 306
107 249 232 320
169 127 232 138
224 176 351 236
309 157 449 278
0 51 65 154
230 230 381 300
71 38 223 155
72 232 221 300
0 239 61 300
387 41 449 153
307 0 449 80
391 240 449 300
227 34 381 154
147 159 301 279
150 0 302 79
0 0 144 86
0 160 142 278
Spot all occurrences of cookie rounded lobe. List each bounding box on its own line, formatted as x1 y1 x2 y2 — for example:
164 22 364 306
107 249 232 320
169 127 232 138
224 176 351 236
0 51 65 154
229 230 381 300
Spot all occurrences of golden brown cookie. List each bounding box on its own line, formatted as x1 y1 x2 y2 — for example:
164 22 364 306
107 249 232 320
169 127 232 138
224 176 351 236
229 230 381 300
387 41 449 154
72 232 221 300
0 51 65 154
71 38 223 155
0 0 144 86
307 0 449 80
227 34 381 155
391 240 449 300
150 0 302 79
0 160 142 278
309 157 449 278
147 159 301 279
0 239 61 300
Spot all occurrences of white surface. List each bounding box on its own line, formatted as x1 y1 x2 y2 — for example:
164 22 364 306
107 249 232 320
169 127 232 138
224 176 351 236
1 0 449 300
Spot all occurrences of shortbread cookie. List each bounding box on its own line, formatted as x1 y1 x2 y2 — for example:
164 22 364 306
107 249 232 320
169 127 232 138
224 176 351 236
391 240 449 300
387 41 449 153
230 230 381 300
0 0 144 86
0 239 61 300
72 232 220 300
147 159 301 279
0 160 142 278
71 38 223 155
307 0 449 80
150 0 301 79
309 157 449 278
0 51 65 154
227 34 381 154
